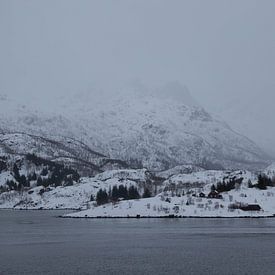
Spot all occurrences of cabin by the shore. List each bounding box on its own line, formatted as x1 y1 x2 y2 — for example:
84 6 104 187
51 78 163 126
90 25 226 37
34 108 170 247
239 204 261 211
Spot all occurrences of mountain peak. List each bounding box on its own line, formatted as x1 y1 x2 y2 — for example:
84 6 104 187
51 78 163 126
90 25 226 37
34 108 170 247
0 82 269 172
155 81 199 107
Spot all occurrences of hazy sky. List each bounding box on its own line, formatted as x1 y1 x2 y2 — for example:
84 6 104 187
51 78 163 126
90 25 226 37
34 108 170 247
0 0 274 153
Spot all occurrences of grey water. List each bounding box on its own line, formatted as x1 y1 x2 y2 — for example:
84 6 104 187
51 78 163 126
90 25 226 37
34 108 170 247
0 211 275 275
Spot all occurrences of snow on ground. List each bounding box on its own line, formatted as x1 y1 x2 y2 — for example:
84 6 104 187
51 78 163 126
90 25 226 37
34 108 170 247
156 164 205 179
162 170 256 191
64 186 275 218
1 167 275 218
264 163 275 178
0 171 13 187
0 170 145 210
94 169 149 182
0 182 95 210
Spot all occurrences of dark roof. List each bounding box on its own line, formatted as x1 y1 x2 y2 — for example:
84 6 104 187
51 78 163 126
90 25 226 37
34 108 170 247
240 204 261 211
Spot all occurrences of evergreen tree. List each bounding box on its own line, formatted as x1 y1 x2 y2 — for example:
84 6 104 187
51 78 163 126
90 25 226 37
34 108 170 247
257 174 266 190
13 163 20 181
64 176 73 186
108 187 112 198
6 179 17 190
248 179 253 188
37 176 43 186
18 182 23 191
128 186 140 199
211 184 216 192
0 185 8 193
28 172 37 181
256 174 272 190
41 167 48 176
71 170 80 182
96 189 109 205
142 187 151 198
19 175 29 188
118 185 128 199
42 178 50 188
0 160 7 172
111 185 119 201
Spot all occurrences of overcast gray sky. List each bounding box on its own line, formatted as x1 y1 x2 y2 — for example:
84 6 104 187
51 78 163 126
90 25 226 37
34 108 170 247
0 0 274 153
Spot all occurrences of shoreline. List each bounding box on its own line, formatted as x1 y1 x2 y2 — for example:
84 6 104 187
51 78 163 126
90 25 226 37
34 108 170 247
61 214 275 219
1 208 275 219
0 208 80 211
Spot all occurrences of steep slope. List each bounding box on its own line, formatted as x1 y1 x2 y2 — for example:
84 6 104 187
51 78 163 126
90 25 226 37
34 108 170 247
0 133 129 176
0 83 270 171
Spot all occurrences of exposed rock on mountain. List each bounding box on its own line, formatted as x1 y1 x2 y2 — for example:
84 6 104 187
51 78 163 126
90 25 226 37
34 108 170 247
0 83 270 171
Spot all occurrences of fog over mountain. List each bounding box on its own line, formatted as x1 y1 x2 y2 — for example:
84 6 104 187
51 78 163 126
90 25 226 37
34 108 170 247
3 0 275 233
0 0 274 157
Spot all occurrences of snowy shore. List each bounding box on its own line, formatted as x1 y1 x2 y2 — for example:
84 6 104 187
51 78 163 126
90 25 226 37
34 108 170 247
63 186 275 219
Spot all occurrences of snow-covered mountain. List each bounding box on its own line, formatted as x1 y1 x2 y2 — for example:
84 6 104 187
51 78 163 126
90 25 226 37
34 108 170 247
0 132 130 176
0 82 270 171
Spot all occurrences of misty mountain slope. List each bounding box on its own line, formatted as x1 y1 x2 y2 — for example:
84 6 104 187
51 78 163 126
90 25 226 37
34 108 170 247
212 94 275 158
63 85 268 170
0 83 270 171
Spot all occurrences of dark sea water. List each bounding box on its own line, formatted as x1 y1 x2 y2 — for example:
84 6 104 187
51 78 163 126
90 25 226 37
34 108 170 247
0 210 275 275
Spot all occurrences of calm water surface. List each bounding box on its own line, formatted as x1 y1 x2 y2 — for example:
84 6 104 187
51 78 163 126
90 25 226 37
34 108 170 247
1 210 275 275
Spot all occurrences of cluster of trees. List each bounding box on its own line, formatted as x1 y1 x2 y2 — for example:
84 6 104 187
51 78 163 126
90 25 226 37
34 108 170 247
211 177 243 193
210 174 275 192
26 153 54 167
13 164 30 188
249 174 275 190
1 164 31 192
0 159 7 172
2 177 30 192
36 165 79 188
94 185 152 205
1 156 80 193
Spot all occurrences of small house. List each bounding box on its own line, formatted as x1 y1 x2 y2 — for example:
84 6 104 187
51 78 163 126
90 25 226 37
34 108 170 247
240 204 261 211
199 192 206 198
207 190 223 199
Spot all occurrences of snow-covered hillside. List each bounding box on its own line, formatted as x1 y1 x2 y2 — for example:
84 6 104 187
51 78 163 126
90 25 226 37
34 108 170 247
0 132 129 176
264 163 275 179
163 170 256 191
64 188 275 218
0 169 157 209
64 186 275 218
1 164 274 218
0 83 270 171
156 164 205 179
64 169 275 218
0 83 272 216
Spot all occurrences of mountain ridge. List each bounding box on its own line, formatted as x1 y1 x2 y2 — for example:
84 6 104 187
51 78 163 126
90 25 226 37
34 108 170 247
0 83 270 171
